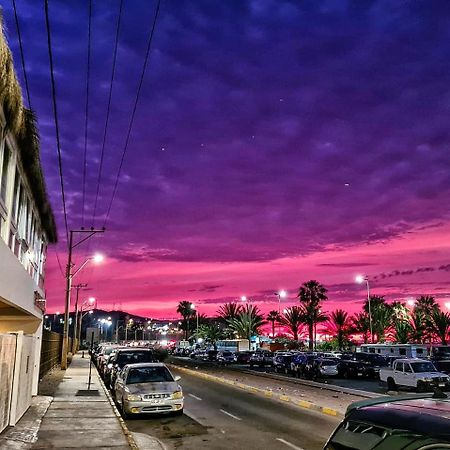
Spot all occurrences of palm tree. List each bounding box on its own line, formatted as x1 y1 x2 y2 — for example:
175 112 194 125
297 280 328 350
217 302 243 322
430 310 450 345
415 295 440 342
352 312 370 344
410 309 427 343
278 306 304 341
266 310 281 338
326 309 352 350
391 301 409 322
177 300 195 340
393 321 412 344
194 323 224 349
363 296 392 342
227 304 266 342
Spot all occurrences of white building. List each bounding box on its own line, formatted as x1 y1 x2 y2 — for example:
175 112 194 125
0 19 57 432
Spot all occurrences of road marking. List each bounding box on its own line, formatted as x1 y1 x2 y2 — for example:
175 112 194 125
188 393 202 401
276 438 305 450
220 409 242 421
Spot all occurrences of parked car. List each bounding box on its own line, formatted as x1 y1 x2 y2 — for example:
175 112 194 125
273 353 295 374
249 350 273 368
338 352 388 379
235 351 253 364
114 363 183 417
324 393 450 449
290 353 317 378
106 348 157 389
217 351 236 365
379 358 450 392
304 358 339 380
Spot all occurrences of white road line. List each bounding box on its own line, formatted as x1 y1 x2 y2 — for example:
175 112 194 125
276 438 305 450
188 393 202 401
219 409 242 421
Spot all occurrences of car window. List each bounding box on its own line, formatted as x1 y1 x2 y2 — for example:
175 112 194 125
126 367 174 384
117 351 154 366
395 362 404 372
404 363 412 373
410 362 437 373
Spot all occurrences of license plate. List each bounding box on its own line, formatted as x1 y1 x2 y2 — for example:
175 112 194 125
149 399 164 404
439 383 445 387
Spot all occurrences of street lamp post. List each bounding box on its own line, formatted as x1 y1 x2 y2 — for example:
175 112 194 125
61 227 105 370
78 309 94 346
190 303 198 340
274 290 287 337
72 283 88 352
356 275 373 344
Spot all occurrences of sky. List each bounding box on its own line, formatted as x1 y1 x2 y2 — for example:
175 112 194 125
3 0 450 319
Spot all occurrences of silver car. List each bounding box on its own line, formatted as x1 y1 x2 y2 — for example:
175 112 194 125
114 363 184 417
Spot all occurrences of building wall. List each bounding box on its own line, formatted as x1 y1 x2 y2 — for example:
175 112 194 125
0 334 15 433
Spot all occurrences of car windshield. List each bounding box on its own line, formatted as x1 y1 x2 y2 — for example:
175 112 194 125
126 367 174 384
321 359 338 366
410 362 437 373
117 351 154 367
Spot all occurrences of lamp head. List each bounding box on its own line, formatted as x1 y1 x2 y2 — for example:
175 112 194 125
241 296 247 302
355 275 366 284
190 303 196 310
93 253 104 263
278 290 287 299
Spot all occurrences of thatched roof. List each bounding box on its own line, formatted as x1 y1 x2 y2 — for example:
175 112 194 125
0 14 57 243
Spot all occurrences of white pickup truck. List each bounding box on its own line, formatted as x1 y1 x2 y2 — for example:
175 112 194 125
379 358 450 392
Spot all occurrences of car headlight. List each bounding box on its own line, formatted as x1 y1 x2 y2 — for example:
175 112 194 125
107 363 113 369
126 394 142 401
422 377 433 382
172 390 183 399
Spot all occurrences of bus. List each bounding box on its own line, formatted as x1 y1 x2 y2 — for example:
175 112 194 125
216 339 250 352
358 343 428 358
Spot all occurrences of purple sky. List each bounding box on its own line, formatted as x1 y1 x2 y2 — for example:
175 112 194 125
3 0 450 317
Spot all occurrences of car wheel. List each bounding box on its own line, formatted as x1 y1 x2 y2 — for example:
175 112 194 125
387 377 397 391
416 381 428 393
121 400 130 420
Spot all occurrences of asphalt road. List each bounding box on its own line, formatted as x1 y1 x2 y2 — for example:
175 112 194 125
125 366 340 450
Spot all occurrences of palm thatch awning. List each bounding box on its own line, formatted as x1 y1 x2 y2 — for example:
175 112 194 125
0 14 57 243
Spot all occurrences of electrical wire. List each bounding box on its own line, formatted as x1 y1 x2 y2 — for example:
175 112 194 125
103 0 161 228
44 0 69 246
81 0 93 227
91 0 124 227
12 0 32 108
52 246 65 278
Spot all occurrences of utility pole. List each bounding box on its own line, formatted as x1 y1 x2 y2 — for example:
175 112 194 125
72 283 88 353
61 227 105 370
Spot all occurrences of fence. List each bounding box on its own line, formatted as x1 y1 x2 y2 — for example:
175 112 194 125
39 329 72 378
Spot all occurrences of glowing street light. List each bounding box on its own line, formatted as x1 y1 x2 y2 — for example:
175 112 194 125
274 290 287 313
241 295 247 302
407 298 416 307
355 274 373 343
190 303 199 338
445 302 450 310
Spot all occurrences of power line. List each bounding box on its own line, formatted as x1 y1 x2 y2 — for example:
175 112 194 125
81 0 93 227
52 246 65 278
103 0 161 228
44 0 69 245
12 0 31 108
91 0 124 226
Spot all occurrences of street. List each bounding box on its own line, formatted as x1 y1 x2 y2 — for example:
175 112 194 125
125 366 339 450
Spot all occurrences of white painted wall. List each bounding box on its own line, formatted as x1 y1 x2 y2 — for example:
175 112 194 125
0 334 16 433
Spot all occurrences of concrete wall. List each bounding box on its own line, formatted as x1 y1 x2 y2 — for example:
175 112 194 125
0 334 16 433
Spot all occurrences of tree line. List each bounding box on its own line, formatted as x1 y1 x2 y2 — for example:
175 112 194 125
177 280 450 350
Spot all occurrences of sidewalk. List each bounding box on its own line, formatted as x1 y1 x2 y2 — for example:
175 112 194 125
32 352 134 449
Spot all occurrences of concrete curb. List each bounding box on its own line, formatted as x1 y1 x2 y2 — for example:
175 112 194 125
168 364 344 418
231 367 382 399
96 369 140 450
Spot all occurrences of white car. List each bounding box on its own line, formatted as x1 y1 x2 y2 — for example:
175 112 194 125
379 358 450 392
114 362 184 417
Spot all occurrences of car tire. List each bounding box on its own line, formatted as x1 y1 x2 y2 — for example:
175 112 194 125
387 377 397 391
121 400 130 420
416 381 428 393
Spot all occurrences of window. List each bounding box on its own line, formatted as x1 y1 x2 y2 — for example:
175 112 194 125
0 144 10 203
400 348 406 355
11 170 20 223
404 363 412 373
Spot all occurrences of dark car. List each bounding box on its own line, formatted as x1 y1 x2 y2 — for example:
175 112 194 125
432 346 450 375
338 352 388 379
249 350 273 368
235 351 253 364
273 353 295 375
304 358 340 380
106 348 156 389
217 351 236 365
291 353 317 378
324 393 450 449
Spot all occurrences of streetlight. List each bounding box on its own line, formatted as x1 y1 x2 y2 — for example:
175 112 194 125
190 303 199 339
241 296 247 302
274 290 287 313
62 237 104 370
445 302 450 310
77 297 96 347
355 275 373 343
407 298 416 308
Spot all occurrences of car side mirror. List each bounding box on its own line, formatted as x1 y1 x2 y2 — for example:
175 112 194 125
174 375 181 381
